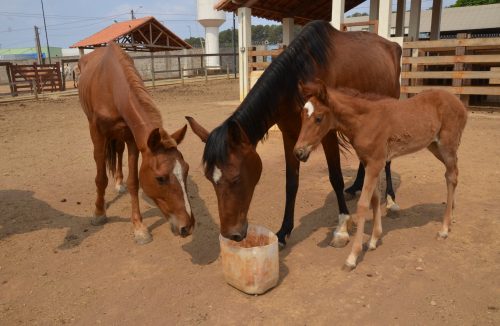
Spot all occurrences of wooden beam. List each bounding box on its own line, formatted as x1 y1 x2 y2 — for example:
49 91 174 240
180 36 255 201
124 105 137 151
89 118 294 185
402 54 500 65
401 85 500 95
401 71 500 79
404 37 500 49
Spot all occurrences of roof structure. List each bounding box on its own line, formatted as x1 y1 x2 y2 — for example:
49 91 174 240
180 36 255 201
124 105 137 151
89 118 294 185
215 0 365 25
70 16 191 52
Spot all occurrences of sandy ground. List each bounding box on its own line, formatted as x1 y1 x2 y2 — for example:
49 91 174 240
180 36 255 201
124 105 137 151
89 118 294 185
0 79 499 325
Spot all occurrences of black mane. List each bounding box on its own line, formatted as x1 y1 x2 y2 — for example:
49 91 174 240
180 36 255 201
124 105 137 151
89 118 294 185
203 20 335 174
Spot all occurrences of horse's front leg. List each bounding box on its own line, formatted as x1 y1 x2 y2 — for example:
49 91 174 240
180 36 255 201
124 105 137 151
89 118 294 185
114 140 127 193
321 131 351 248
276 131 300 248
384 161 400 211
126 141 152 245
90 128 108 226
345 161 384 269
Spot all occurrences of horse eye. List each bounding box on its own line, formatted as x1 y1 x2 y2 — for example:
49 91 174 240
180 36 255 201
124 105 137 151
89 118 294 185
155 176 168 185
315 115 323 124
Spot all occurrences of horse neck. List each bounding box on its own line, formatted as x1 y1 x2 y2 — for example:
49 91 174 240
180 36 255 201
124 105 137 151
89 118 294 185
327 90 370 139
121 91 163 151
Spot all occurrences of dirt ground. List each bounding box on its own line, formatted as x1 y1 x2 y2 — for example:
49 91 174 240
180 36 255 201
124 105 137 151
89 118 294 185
0 79 499 325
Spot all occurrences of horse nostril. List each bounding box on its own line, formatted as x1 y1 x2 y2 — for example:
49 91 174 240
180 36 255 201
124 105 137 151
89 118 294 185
230 234 243 242
180 227 189 237
294 148 304 159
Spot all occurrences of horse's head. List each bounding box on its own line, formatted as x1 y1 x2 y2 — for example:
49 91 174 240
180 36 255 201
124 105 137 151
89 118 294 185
294 80 333 162
140 125 194 237
185 116 262 242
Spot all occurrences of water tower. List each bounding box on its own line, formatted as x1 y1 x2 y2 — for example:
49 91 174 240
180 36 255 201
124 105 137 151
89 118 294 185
197 0 225 68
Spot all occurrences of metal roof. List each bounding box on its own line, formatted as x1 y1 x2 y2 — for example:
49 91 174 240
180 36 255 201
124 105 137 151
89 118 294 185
345 3 500 33
70 16 191 52
215 0 366 25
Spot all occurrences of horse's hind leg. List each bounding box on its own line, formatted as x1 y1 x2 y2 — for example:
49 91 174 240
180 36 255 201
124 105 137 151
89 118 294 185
345 162 364 197
368 185 382 250
427 142 458 239
384 161 400 211
90 128 108 226
114 140 127 193
126 141 152 244
321 131 351 248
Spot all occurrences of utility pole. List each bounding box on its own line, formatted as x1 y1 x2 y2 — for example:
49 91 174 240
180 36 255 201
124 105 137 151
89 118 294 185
40 0 51 64
34 26 43 64
131 10 135 19
232 12 237 78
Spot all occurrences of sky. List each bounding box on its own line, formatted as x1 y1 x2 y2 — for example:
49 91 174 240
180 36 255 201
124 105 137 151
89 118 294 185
0 0 458 50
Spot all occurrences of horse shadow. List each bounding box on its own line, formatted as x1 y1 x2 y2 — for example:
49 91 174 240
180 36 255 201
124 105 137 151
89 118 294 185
280 167 444 259
180 176 221 265
0 189 114 250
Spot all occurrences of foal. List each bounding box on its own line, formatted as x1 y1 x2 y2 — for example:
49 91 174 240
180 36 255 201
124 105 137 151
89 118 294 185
294 81 467 269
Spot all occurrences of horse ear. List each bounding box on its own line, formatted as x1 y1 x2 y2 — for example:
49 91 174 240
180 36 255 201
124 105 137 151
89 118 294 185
147 128 162 152
228 120 251 146
170 124 187 145
314 79 329 105
185 116 209 143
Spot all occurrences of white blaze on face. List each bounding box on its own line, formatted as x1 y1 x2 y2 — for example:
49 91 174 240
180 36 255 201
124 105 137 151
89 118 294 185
213 166 222 184
173 160 191 216
304 101 315 118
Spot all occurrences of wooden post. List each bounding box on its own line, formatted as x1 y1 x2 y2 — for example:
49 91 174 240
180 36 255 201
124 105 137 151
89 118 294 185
453 33 469 106
430 0 443 40
181 67 185 85
227 63 230 79
330 0 345 30
178 56 182 78
409 0 422 41
370 0 379 33
32 80 38 100
395 0 405 37
238 6 252 100
282 18 295 45
378 0 392 39
150 52 155 88
6 63 15 96
205 67 208 83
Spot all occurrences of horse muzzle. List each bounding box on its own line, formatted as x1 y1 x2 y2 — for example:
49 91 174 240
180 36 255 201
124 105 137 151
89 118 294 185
294 146 311 162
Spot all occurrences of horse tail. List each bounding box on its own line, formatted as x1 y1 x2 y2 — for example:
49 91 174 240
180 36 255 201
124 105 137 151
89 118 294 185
105 139 117 177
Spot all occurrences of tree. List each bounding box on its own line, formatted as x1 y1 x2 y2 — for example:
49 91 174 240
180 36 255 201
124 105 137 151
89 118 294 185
184 37 204 48
347 12 368 17
452 0 499 6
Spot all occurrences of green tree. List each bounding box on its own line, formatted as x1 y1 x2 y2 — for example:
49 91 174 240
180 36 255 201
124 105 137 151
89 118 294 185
452 0 499 6
184 37 204 48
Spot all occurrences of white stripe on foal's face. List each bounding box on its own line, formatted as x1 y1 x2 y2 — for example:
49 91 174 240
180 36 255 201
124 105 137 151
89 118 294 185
304 101 315 117
173 160 191 216
212 166 222 184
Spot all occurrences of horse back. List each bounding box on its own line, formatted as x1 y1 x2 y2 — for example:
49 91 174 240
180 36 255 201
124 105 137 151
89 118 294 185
324 30 401 99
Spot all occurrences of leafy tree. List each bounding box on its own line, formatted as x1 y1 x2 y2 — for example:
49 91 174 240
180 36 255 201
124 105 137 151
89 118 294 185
184 37 204 48
452 0 499 6
347 12 368 17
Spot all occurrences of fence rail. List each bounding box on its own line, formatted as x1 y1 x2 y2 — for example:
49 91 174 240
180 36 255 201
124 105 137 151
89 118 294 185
401 34 500 104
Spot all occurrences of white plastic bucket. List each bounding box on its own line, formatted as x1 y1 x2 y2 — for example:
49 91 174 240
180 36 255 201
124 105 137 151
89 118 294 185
219 224 279 295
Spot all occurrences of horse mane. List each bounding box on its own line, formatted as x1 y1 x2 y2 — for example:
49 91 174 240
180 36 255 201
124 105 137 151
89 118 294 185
108 43 162 125
203 20 335 174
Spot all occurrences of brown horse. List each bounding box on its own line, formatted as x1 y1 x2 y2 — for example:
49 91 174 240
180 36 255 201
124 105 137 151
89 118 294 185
186 21 401 246
294 81 467 269
78 43 194 244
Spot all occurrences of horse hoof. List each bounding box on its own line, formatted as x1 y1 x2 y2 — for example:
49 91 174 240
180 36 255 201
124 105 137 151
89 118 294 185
368 239 378 251
134 229 152 245
115 183 127 194
278 241 286 250
343 261 357 271
91 215 108 226
437 230 448 240
386 196 400 212
330 233 350 248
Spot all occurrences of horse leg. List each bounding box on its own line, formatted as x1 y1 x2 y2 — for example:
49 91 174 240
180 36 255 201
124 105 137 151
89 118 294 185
345 161 384 269
321 131 351 248
345 162 364 197
384 161 400 211
276 131 300 248
90 128 108 226
368 185 382 250
114 140 127 193
126 141 152 244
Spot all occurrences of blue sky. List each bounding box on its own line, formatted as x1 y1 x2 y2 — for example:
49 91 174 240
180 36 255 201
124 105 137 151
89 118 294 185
0 0 457 49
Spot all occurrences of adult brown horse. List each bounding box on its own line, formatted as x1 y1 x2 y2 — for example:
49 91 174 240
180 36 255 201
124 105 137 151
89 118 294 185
294 81 467 268
78 43 194 244
186 21 401 247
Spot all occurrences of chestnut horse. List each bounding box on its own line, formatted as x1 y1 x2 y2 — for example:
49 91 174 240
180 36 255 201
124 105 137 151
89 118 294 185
294 81 467 269
186 21 401 247
78 43 194 244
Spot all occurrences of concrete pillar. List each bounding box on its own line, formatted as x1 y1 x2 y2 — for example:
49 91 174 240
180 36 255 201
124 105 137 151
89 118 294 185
430 0 443 40
378 0 392 39
78 48 85 57
409 0 422 41
330 0 345 30
370 0 379 33
238 7 252 101
282 17 295 46
395 0 406 37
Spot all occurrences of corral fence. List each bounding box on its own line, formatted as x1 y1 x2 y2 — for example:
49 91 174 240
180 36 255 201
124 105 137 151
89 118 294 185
401 34 500 106
0 51 238 98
